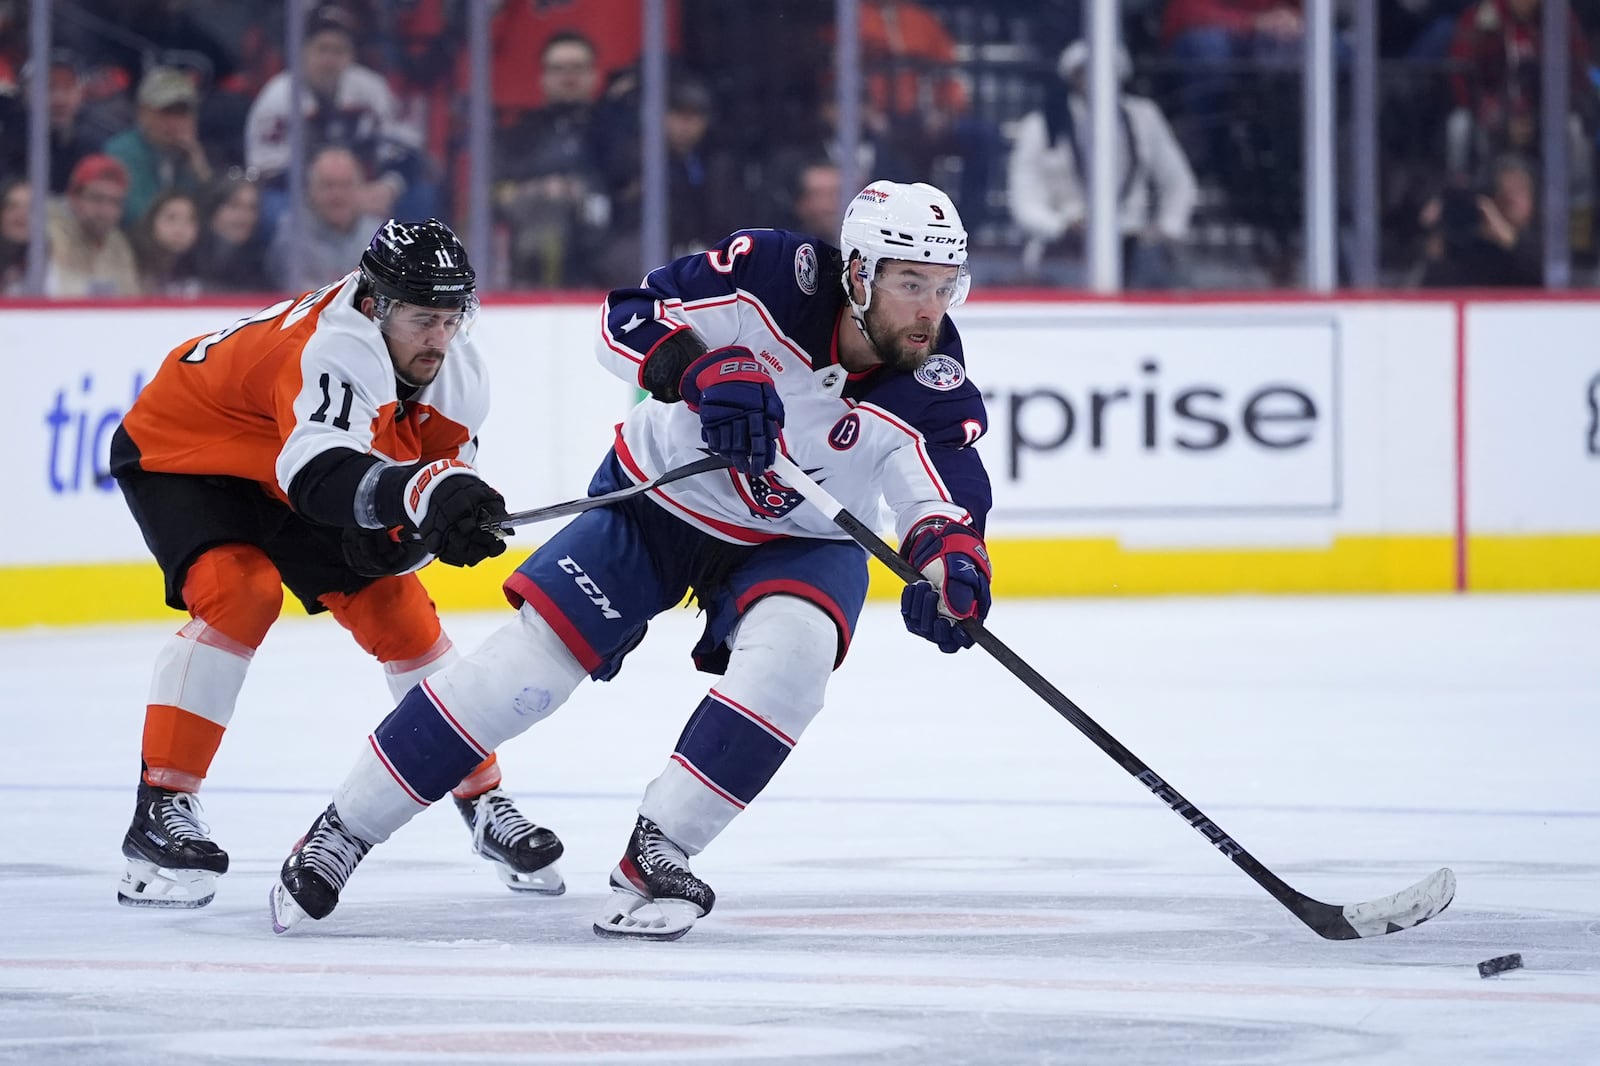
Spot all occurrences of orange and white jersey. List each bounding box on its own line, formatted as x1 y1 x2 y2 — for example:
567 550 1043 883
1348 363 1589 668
120 272 489 504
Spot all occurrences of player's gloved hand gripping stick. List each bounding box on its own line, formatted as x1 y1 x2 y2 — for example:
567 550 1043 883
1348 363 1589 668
898 517 992 653
400 459 511 567
679 347 784 475
769 452 1456 942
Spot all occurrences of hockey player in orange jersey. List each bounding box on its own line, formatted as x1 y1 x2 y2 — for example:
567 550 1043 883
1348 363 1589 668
110 218 564 908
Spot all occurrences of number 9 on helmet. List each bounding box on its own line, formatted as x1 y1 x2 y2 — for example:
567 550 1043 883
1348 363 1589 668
839 181 971 319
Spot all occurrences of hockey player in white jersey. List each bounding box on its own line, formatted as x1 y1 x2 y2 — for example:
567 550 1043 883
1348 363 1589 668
270 180 996 940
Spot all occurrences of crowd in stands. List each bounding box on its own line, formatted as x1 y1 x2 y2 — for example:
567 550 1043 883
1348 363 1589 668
0 0 1592 296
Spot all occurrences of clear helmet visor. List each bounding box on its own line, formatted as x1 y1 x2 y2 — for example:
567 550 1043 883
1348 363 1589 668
373 294 479 347
855 256 971 315
866 263 971 311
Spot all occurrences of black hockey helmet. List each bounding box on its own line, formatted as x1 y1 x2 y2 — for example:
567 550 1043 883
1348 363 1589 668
359 218 477 311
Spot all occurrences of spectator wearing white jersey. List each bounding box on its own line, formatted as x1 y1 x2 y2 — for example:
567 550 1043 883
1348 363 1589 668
1008 41 1198 289
244 5 437 232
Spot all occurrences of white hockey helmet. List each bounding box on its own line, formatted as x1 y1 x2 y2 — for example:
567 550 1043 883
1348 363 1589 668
839 180 971 318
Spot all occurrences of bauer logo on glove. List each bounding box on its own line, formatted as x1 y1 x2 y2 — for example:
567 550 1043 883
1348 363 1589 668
678 346 785 475
405 458 470 513
399 460 511 567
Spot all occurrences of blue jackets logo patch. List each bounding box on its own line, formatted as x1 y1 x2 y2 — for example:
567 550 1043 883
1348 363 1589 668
736 470 807 520
914 353 964 391
794 243 818 295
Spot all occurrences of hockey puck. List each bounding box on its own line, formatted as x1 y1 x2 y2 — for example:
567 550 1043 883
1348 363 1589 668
1477 953 1523 978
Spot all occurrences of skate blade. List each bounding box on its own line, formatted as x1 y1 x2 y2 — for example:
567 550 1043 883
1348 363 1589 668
495 859 566 896
116 859 216 909
268 882 313 935
592 889 701 941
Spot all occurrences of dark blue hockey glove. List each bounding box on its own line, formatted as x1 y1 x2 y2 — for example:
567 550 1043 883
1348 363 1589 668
679 346 784 474
899 517 992 653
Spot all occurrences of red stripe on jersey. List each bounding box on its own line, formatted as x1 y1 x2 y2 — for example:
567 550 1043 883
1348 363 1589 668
613 433 786 544
736 293 813 368
857 403 960 507
598 301 646 367
659 291 813 370
665 293 738 314
648 486 788 544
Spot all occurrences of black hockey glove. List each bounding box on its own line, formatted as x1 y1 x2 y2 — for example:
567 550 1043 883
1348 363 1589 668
899 517 992 653
400 460 511 567
679 346 784 474
342 525 432 578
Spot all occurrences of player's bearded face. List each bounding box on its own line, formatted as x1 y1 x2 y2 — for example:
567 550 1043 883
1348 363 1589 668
379 304 465 386
863 263 960 371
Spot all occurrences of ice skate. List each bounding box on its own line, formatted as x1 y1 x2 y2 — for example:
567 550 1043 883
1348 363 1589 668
454 788 565 895
117 780 229 909
593 816 715 941
270 803 371 934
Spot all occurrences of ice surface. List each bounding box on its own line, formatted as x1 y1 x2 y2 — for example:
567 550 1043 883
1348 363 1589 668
2 595 1597 1064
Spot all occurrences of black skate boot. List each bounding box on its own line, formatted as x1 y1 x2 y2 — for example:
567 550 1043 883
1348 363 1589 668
118 780 229 909
453 788 565 895
593 816 715 941
269 803 371 934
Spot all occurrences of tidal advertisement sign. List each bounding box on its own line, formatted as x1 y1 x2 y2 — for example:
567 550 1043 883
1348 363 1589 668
973 316 1340 517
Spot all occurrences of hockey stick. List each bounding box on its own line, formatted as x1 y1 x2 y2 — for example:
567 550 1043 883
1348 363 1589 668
770 453 1455 941
489 455 730 532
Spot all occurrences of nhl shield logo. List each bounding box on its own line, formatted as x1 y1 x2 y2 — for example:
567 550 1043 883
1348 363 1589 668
914 353 965 391
794 243 819 295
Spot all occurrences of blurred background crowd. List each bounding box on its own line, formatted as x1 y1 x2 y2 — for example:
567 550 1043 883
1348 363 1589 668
0 0 1591 298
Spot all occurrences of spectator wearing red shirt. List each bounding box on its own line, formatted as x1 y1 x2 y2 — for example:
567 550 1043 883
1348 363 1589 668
489 0 681 124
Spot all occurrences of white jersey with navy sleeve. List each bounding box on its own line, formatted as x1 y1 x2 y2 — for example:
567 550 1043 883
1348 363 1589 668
596 229 992 544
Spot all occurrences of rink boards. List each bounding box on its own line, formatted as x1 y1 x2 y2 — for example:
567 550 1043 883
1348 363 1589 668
5 293 1597 626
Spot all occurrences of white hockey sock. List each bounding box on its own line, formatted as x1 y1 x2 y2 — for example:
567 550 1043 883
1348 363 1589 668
148 619 254 729
422 604 588 751
641 595 835 853
333 605 587 844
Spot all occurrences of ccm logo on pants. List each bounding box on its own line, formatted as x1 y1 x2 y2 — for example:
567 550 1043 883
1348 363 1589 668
558 556 622 619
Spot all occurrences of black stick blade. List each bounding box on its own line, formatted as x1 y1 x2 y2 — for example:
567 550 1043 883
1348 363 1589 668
1294 867 1457 940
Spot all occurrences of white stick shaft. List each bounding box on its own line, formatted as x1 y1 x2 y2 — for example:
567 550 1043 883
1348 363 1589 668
771 454 845 520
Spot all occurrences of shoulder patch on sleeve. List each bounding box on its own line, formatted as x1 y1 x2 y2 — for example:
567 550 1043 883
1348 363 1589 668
914 353 965 391
794 242 819 295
